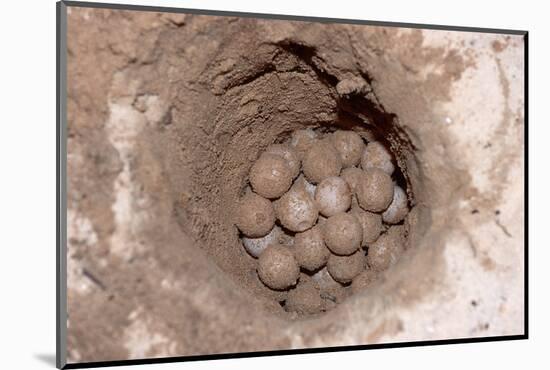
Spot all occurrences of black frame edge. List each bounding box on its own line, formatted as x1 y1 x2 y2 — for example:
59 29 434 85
63 335 527 369
57 1 68 369
523 32 529 339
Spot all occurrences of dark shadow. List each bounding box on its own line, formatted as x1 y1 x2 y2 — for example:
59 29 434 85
34 353 57 367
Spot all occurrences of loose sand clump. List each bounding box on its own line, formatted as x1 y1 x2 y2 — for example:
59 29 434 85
351 269 378 294
312 267 348 303
285 280 323 315
235 127 410 315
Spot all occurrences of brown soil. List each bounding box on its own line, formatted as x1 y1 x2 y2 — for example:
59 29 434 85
66 6 483 363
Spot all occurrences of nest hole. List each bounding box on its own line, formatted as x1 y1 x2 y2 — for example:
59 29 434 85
171 43 430 320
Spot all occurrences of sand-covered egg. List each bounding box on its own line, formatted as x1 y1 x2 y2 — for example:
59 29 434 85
322 212 363 255
340 167 364 194
275 181 319 232
265 143 301 179
257 244 300 290
249 153 293 199
355 168 394 212
242 225 283 258
294 226 331 271
290 129 318 159
351 207 383 245
366 225 406 272
235 192 275 237
382 185 409 224
361 141 395 175
327 249 365 283
330 130 365 168
302 140 342 184
314 176 352 217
